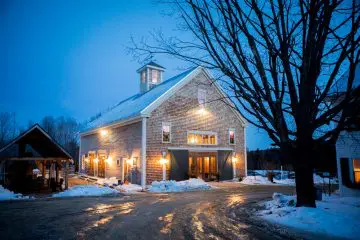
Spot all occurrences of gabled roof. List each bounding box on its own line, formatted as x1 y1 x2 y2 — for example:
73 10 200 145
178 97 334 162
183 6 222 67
82 67 247 135
136 61 166 72
0 124 73 160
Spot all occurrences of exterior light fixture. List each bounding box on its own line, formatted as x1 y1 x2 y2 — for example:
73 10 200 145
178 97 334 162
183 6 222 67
100 129 108 137
106 156 112 164
232 152 237 179
159 151 168 180
126 158 133 165
94 158 99 163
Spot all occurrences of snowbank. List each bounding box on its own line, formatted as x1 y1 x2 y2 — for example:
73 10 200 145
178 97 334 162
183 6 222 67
148 178 212 192
52 185 119 198
0 185 30 201
96 177 119 186
116 184 143 193
242 171 337 186
240 176 274 185
258 193 360 239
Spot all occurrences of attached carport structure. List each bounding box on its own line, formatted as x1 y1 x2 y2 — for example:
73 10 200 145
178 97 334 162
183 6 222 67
0 124 73 192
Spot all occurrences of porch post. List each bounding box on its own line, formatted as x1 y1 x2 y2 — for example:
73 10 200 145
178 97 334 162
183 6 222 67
141 117 147 189
65 159 69 190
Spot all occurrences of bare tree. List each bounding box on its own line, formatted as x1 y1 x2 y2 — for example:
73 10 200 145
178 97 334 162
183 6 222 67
131 0 360 207
0 112 17 148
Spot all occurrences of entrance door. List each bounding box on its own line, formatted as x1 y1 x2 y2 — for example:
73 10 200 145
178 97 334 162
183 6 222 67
98 154 106 178
87 153 95 176
189 152 217 181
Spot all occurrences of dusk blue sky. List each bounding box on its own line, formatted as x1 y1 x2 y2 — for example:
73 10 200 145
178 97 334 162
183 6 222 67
1 0 271 150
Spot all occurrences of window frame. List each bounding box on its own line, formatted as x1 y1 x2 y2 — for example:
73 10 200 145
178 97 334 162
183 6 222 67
81 155 85 170
228 128 236 145
187 130 218 145
198 89 206 108
162 122 172 143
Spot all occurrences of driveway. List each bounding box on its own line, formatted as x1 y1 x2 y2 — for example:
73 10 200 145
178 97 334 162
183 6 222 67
0 183 296 240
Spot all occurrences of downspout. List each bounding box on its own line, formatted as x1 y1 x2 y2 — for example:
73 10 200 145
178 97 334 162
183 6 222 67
244 127 247 177
141 117 147 189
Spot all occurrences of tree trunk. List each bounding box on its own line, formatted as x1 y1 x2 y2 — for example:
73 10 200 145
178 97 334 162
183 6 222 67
294 144 316 207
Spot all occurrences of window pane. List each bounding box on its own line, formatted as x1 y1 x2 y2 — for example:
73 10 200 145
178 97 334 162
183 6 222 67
152 70 158 83
204 157 210 173
229 129 235 144
203 135 209 144
162 124 170 142
210 135 216 144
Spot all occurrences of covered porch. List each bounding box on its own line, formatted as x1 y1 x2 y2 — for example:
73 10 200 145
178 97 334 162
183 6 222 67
0 124 73 193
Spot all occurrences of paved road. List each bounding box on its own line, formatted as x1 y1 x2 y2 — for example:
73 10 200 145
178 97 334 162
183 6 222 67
0 183 296 240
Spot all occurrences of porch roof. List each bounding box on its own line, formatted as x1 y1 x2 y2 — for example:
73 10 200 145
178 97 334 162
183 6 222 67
0 124 73 160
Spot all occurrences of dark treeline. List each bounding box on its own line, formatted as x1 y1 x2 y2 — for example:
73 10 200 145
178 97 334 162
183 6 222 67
0 112 80 169
248 144 337 174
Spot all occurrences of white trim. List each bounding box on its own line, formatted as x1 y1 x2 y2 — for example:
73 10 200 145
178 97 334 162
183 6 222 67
244 127 247 177
80 116 142 137
228 128 236 145
187 130 218 146
136 65 165 73
141 67 202 116
141 117 147 189
162 122 171 143
168 147 233 152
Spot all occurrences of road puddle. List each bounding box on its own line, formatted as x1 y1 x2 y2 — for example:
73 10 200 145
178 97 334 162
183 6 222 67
159 212 174 234
227 194 245 206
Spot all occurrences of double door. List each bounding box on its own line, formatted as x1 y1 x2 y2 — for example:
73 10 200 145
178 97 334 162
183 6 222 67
188 152 217 181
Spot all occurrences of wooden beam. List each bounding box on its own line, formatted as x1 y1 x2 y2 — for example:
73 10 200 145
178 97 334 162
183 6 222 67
65 159 69 190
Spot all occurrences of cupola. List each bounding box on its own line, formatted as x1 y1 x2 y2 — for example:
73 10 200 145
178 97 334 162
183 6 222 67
136 61 165 93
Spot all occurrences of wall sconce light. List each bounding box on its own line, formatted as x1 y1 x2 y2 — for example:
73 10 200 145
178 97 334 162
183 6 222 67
100 129 108 137
126 158 133 165
94 158 99 163
85 157 89 162
106 156 112 164
159 151 168 180
232 152 237 179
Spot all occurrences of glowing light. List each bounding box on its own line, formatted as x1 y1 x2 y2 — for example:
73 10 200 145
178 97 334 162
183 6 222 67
126 159 133 165
94 158 99 163
100 129 108 137
159 158 168 165
198 108 206 115
232 157 237 163
106 156 112 164
85 158 89 162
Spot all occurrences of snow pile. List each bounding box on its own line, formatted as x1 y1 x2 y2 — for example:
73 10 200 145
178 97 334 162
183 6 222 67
258 193 360 239
0 185 30 201
52 185 119 198
97 177 119 186
240 176 274 185
116 184 143 193
148 178 212 192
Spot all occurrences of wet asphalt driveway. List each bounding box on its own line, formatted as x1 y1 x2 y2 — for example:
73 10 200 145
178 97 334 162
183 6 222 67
0 183 296 240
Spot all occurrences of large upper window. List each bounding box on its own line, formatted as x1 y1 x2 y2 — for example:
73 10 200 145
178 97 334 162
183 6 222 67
229 128 235 145
162 122 171 143
187 131 217 145
151 69 158 83
198 89 206 108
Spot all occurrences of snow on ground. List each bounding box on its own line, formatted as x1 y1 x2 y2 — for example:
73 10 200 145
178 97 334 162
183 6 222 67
52 185 119 198
96 177 119 186
240 176 274 185
116 184 143 194
148 178 212 192
257 193 360 239
242 170 337 186
0 185 30 201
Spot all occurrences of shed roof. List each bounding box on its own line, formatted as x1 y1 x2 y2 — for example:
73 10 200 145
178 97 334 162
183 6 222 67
0 124 73 160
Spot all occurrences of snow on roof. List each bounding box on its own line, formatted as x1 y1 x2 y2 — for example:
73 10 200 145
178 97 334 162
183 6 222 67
84 68 196 132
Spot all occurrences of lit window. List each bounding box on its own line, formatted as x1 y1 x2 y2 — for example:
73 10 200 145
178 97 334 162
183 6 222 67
162 122 171 143
229 128 235 145
116 159 121 167
152 69 158 83
198 89 206 108
354 159 360 184
187 131 217 145
141 71 146 83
